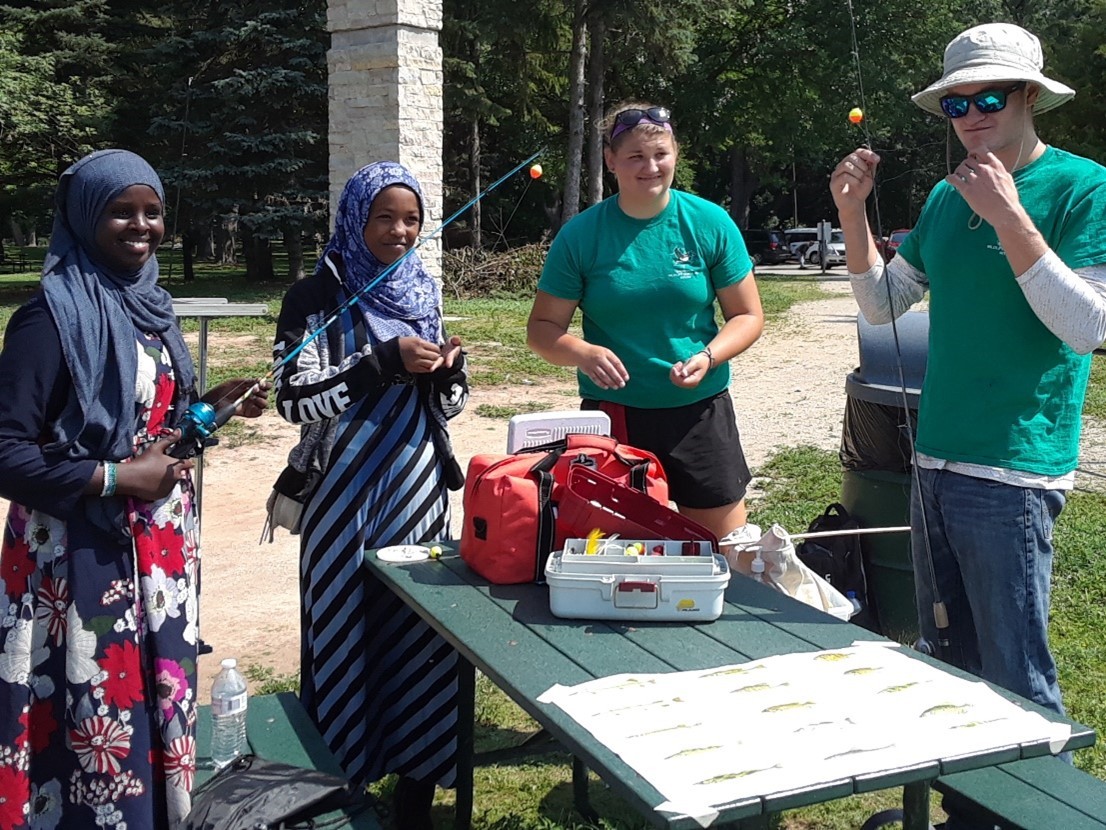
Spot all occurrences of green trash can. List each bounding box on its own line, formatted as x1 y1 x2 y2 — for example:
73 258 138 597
838 311 928 645
840 469 916 643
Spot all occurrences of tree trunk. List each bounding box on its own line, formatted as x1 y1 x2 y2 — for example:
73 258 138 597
729 146 759 229
585 12 606 206
10 219 30 247
470 116 482 250
217 214 238 265
197 223 215 261
284 226 306 281
242 225 274 282
182 230 196 282
560 0 588 225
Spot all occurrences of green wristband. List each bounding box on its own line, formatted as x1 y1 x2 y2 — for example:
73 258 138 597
101 462 118 498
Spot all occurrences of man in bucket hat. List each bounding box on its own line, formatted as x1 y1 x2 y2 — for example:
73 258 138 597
831 19 1106 794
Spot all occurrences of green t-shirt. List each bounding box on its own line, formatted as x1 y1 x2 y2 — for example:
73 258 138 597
537 190 753 408
897 146 1106 475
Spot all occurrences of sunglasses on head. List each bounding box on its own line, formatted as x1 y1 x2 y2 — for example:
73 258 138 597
609 107 672 140
939 83 1025 119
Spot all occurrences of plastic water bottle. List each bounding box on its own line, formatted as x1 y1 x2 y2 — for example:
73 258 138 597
210 658 248 769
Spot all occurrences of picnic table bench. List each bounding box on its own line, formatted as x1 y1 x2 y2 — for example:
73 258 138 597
934 755 1106 829
195 691 382 829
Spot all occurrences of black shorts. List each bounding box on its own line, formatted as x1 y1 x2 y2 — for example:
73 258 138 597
582 392 752 509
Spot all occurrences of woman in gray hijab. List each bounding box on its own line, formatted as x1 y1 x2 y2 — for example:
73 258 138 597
0 149 267 827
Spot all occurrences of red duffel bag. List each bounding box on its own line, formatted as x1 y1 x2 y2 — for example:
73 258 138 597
460 434 668 584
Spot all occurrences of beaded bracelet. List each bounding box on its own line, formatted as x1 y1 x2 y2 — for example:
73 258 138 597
698 345 715 369
101 462 118 498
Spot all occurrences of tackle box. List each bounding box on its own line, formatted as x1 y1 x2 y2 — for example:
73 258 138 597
558 465 719 551
545 538 730 622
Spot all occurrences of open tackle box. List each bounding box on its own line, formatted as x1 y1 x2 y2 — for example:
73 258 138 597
545 466 729 622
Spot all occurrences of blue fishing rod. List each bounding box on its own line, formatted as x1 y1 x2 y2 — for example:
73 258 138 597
169 150 544 459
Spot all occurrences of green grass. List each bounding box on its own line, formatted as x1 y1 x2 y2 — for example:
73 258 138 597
242 664 300 695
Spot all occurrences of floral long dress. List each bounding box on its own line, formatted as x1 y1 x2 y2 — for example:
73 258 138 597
0 332 199 829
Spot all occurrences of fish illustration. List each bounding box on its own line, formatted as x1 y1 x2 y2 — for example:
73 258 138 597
730 682 788 694
568 676 656 696
627 722 701 739
951 718 1007 730
793 718 854 733
921 703 971 718
665 744 724 760
844 666 881 676
815 652 851 662
879 682 920 694
701 665 764 678
825 744 894 760
762 701 816 713
696 765 781 785
604 696 684 716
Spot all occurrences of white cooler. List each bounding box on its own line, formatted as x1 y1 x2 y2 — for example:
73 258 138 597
545 539 730 622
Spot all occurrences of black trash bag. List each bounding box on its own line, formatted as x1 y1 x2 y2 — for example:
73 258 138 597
796 503 880 633
184 754 360 830
839 395 917 473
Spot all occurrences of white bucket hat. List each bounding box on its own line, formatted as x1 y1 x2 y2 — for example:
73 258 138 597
912 23 1075 117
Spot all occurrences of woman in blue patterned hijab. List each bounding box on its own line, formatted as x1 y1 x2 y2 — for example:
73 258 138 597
319 161 442 343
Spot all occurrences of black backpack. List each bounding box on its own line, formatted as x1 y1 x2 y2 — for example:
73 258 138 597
796 503 880 632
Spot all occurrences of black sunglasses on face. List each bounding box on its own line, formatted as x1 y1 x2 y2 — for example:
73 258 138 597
939 83 1025 119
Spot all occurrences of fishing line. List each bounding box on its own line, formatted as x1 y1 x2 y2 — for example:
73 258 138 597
169 150 543 458
843 0 949 651
488 176 535 252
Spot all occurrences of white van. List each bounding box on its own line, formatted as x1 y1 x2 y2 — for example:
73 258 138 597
783 227 819 261
800 229 847 268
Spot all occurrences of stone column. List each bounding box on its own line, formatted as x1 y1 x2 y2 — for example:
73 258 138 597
327 0 443 277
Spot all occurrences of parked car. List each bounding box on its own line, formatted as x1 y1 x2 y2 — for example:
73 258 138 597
784 227 819 261
741 228 791 265
883 228 911 260
801 229 847 268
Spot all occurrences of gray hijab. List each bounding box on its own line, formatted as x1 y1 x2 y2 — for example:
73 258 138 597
41 149 195 462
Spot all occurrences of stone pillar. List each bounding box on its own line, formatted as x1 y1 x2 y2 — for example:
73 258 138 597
327 0 443 277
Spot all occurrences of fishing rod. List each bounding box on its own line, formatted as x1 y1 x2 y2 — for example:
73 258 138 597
168 149 544 459
842 0 949 655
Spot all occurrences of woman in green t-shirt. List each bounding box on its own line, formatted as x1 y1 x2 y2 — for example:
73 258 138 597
527 101 764 558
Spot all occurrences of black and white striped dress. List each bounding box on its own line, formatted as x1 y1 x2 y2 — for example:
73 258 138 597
272 270 466 789
299 384 458 786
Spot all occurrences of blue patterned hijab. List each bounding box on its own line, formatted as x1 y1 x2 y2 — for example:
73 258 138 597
40 149 195 462
319 161 442 343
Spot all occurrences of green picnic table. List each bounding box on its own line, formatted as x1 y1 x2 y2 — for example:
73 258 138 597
363 542 1095 830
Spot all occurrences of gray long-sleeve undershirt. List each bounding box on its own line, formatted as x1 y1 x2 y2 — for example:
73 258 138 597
850 252 1106 355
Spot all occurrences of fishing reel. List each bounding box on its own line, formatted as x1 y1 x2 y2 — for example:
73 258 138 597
168 401 233 459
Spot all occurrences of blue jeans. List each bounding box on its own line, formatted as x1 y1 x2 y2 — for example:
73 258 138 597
910 466 1066 713
910 468 1068 830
